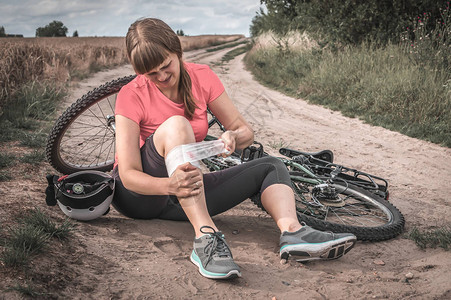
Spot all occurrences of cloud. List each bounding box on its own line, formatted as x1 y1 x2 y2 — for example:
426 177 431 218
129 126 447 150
0 0 262 37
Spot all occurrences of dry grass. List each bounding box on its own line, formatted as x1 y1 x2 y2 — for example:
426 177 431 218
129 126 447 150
179 34 243 50
0 37 128 112
253 31 318 52
0 34 243 114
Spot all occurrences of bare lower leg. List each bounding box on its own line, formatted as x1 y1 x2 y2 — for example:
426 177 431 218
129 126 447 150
153 116 218 238
177 187 218 237
261 184 302 233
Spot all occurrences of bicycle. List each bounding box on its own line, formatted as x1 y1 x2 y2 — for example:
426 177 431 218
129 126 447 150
46 75 405 241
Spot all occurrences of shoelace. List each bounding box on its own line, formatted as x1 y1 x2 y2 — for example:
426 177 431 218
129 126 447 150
199 225 232 268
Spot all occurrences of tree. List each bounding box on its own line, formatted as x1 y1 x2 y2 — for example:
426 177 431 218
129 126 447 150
36 20 68 37
73 30 79 37
176 29 185 36
0 26 5 37
251 0 448 45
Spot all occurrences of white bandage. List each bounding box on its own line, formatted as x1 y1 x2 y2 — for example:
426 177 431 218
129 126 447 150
165 140 229 176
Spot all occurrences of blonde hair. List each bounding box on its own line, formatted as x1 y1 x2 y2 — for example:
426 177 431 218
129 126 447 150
126 18 198 118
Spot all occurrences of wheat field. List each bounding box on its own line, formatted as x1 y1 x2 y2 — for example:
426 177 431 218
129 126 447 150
0 35 243 113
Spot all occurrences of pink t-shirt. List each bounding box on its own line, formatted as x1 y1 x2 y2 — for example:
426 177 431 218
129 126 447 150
115 62 225 149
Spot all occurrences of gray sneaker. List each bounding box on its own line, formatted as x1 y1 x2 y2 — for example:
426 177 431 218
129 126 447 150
279 225 356 261
190 226 241 279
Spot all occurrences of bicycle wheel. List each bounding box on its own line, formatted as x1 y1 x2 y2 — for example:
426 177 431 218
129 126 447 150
46 75 136 174
287 172 405 241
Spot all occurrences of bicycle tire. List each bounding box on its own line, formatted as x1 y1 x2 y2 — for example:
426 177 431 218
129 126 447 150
46 75 136 174
251 172 404 241
297 185 405 242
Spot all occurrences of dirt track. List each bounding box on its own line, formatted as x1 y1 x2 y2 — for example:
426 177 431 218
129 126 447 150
1 41 450 299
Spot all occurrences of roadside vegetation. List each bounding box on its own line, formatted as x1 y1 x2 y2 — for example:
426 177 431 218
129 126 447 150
245 0 450 147
407 226 451 250
206 39 249 52
218 42 253 64
1 208 75 296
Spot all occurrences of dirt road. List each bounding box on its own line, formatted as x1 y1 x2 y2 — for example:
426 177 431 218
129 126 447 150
1 41 450 299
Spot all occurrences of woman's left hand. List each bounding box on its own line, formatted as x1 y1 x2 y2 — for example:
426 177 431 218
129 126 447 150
219 130 236 157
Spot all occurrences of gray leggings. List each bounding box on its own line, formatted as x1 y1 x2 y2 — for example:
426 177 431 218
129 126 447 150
112 135 291 220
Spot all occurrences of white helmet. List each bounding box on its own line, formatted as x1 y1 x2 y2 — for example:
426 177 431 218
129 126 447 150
46 171 115 221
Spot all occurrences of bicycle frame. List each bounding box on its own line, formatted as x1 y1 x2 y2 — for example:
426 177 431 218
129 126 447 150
285 160 324 185
287 152 389 200
206 110 389 199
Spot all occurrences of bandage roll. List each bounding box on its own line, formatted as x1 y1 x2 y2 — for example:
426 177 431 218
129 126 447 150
165 140 228 176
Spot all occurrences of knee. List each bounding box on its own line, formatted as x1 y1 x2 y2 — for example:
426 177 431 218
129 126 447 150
259 156 291 188
156 115 194 140
162 115 192 132
154 116 195 157
262 156 286 171
262 156 290 180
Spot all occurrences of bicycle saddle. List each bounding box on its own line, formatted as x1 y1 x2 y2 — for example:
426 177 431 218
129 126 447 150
279 148 334 163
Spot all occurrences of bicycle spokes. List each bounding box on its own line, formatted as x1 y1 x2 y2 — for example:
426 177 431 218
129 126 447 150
293 181 391 228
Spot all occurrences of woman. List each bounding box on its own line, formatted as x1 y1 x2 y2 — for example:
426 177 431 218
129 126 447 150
113 18 356 280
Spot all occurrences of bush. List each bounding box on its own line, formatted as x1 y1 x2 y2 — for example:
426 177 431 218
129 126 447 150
252 0 449 45
401 7 450 70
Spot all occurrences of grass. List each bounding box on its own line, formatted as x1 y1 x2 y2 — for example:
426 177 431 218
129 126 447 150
180 34 243 51
0 170 11 181
406 226 451 250
1 208 75 268
6 283 48 298
268 138 291 150
0 153 15 181
1 80 66 129
1 224 49 267
0 40 128 115
19 150 45 165
216 43 253 65
0 80 67 171
0 80 66 144
206 39 248 52
19 131 48 148
21 208 75 240
244 36 451 147
0 152 15 168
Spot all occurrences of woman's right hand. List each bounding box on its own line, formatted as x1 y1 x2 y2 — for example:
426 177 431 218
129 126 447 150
167 162 203 198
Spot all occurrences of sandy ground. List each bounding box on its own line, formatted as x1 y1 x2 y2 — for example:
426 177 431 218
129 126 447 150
1 41 450 299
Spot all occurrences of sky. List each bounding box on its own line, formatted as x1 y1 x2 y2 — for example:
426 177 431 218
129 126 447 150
0 0 264 37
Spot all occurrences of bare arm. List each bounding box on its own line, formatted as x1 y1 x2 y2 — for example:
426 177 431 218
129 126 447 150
208 91 254 153
115 115 170 195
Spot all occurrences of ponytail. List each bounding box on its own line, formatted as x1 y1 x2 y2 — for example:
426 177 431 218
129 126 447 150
179 62 198 119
